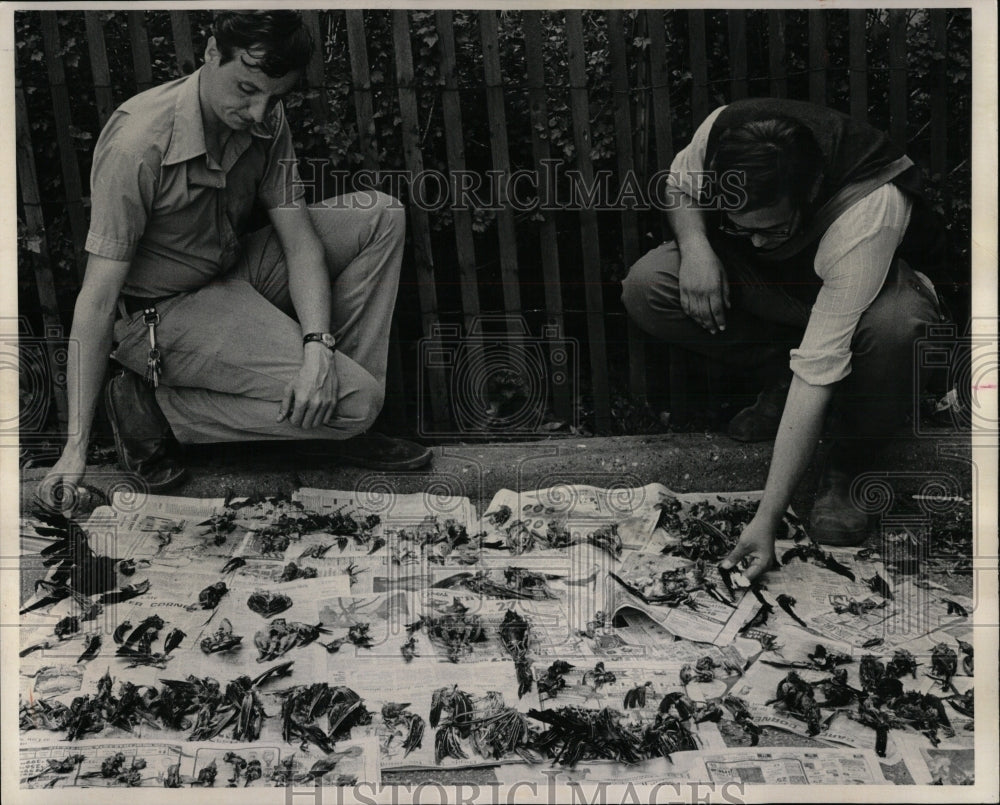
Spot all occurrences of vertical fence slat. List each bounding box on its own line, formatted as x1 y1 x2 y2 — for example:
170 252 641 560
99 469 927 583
930 10 948 183
436 11 480 331
127 12 153 93
688 11 710 127
608 10 646 405
479 11 522 319
170 11 196 76
16 77 69 427
848 9 868 122
728 11 749 101
647 9 674 241
767 11 788 98
565 11 611 432
345 11 379 172
84 11 114 128
808 10 827 106
391 10 449 426
302 11 328 124
523 12 573 423
343 11 405 428
888 9 908 148
41 12 88 283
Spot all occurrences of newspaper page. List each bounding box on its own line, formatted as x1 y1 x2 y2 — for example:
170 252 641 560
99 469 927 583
760 542 974 650
479 484 668 555
19 737 378 788
608 553 762 645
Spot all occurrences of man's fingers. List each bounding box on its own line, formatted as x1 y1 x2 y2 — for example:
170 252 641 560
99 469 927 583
709 292 727 332
721 273 731 309
278 386 294 423
720 542 747 571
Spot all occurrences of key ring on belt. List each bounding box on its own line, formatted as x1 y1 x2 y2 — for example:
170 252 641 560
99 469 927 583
143 307 162 387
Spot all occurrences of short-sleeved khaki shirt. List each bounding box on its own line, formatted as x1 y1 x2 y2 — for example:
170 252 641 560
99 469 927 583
85 68 304 297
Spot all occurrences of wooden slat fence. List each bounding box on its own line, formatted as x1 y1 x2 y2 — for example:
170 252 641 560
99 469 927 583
15 9 966 440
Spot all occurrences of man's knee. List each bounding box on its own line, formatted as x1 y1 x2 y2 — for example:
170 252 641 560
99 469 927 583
854 268 941 357
336 374 384 435
621 241 681 327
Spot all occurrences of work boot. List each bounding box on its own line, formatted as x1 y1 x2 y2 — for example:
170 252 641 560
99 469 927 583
105 369 186 491
809 460 870 547
300 432 433 471
726 377 791 442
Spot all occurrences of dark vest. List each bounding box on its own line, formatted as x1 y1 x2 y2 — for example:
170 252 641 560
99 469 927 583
702 98 947 302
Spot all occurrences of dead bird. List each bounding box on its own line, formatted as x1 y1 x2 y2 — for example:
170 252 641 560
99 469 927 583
956 638 973 675
24 754 86 782
193 759 218 787
776 594 808 629
247 591 292 617
163 628 186 655
54 615 81 640
220 556 247 574
347 622 374 649
582 661 617 691
20 640 53 657
536 660 574 701
97 579 151 605
943 598 969 617
929 642 959 692
400 635 418 663
192 581 228 611
112 620 132 645
863 572 894 600
623 681 654 709
279 561 317 582
781 541 856 582
163 763 183 788
76 634 102 663
200 618 243 655
886 649 920 679
807 644 853 672
120 615 164 650
381 702 426 758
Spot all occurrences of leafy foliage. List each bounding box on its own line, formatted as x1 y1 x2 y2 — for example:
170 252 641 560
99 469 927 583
15 10 973 436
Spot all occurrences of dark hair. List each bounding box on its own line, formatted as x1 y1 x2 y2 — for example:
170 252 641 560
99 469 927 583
212 11 313 78
710 117 824 212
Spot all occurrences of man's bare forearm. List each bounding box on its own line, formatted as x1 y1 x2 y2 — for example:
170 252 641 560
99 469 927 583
64 287 118 454
666 185 712 254
287 239 332 336
755 374 835 525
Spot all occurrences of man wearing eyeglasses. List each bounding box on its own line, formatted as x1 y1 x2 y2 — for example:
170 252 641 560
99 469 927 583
622 98 948 572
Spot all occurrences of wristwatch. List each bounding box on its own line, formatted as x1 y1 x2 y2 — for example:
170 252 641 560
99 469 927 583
302 332 336 352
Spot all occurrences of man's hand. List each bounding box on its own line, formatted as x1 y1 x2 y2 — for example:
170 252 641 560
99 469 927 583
278 346 338 429
37 447 88 514
720 515 777 583
678 245 730 334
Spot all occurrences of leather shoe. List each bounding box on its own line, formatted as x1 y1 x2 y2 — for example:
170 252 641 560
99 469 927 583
105 369 186 491
727 378 791 442
300 432 433 471
809 463 869 547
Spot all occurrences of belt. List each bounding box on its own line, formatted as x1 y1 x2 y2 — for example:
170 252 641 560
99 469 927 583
120 293 175 317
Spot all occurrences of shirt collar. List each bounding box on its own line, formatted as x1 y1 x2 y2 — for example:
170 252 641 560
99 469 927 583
162 68 275 168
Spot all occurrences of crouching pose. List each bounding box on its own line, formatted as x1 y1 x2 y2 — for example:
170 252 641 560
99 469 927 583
622 98 948 571
41 10 431 509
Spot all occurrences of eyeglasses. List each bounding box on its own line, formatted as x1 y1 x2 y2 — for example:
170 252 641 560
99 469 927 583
718 213 798 240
